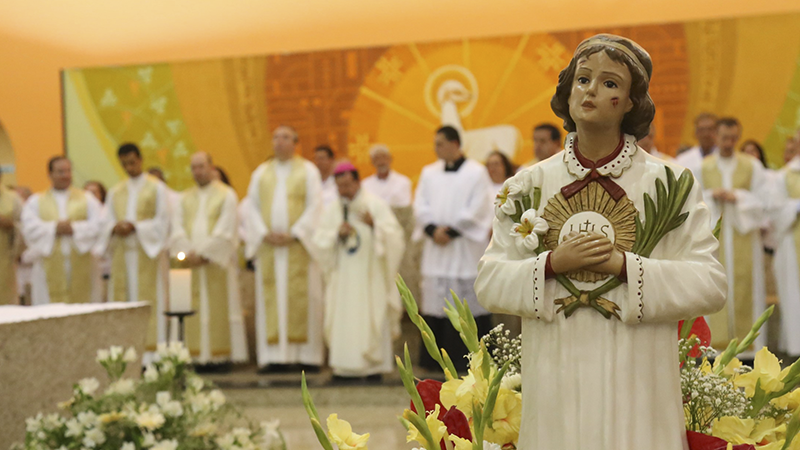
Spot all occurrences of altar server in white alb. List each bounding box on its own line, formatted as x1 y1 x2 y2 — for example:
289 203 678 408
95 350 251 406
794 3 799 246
96 143 170 353
21 156 104 304
314 162 405 378
414 125 494 372
769 152 800 358
361 144 413 208
476 35 726 450
170 152 248 366
698 118 770 353
245 125 324 371
0 170 22 305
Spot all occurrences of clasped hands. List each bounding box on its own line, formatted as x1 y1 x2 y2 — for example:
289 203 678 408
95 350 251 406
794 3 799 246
432 226 453 246
549 231 624 277
56 220 74 236
0 214 14 230
183 251 208 267
338 212 374 239
112 221 136 237
712 188 737 204
264 232 294 247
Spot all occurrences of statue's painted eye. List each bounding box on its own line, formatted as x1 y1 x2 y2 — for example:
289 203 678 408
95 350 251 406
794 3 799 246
577 77 590 84
604 80 618 89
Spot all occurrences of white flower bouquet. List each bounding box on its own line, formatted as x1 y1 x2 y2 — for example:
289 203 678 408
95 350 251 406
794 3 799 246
15 342 285 450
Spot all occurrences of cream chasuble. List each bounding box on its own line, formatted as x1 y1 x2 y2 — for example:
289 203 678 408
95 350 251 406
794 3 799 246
98 174 169 351
701 153 768 352
314 189 406 376
245 156 323 367
476 133 726 450
170 180 248 364
21 188 103 305
769 157 800 356
0 185 22 304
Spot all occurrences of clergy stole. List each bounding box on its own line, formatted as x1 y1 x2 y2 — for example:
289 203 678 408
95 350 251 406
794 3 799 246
702 154 754 347
786 170 800 289
258 157 310 344
0 187 17 304
181 182 231 357
110 176 160 349
38 188 93 304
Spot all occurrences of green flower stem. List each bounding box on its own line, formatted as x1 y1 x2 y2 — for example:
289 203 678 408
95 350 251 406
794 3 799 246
396 344 437 450
679 318 698 340
301 372 335 450
444 291 480 354
397 275 459 379
782 409 800 450
472 360 511 450
713 306 774 375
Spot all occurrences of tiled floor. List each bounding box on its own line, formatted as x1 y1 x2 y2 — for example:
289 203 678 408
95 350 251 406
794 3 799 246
211 368 422 450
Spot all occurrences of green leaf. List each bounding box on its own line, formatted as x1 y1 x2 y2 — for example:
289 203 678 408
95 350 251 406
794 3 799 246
522 194 532 212
301 373 335 450
679 318 697 340
532 187 542 210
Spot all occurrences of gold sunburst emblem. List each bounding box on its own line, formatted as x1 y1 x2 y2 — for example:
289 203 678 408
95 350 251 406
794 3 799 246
542 182 638 283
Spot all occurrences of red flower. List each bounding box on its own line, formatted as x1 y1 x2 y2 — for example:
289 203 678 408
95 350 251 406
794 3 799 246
686 430 755 450
679 317 711 358
442 407 472 440
410 379 445 419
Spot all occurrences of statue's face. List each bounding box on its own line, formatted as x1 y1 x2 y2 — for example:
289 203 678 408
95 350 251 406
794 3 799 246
568 51 633 131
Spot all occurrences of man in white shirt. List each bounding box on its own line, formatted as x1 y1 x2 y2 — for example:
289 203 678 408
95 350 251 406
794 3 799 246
362 144 413 208
245 126 324 372
97 144 170 354
414 125 494 372
314 145 338 208
699 118 770 355
675 112 718 179
21 157 103 304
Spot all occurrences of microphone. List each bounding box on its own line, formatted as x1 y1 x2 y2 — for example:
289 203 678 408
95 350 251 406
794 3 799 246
342 198 350 223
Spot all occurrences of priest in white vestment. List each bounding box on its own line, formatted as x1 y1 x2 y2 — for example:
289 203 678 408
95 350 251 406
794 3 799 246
170 153 248 366
476 35 727 449
0 172 22 304
697 118 769 354
314 162 405 378
245 126 324 370
769 155 800 357
21 157 103 305
96 144 170 353
675 112 718 178
414 125 494 372
362 144 412 208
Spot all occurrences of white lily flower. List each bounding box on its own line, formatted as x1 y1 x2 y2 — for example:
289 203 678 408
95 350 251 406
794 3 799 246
109 346 124 359
511 211 549 254
506 174 530 197
96 349 110 363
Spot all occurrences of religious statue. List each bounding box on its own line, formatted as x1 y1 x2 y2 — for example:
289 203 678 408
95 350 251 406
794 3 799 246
474 34 728 449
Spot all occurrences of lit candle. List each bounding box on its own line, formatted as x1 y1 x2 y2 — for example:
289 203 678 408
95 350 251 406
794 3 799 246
169 269 192 313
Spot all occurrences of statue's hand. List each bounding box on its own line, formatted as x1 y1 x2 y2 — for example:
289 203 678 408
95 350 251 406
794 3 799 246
584 247 625 276
550 232 613 274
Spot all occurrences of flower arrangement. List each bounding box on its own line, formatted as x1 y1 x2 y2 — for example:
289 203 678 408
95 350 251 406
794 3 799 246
15 342 285 450
301 274 800 450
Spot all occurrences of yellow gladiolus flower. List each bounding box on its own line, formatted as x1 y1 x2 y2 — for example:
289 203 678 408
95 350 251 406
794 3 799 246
405 405 447 449
326 414 369 450
450 436 473 450
713 357 743 378
750 418 785 444
711 416 756 445
772 388 800 411
734 348 788 397
484 388 522 446
440 351 492 420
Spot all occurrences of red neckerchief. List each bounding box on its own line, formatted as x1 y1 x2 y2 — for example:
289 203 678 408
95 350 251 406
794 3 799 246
561 136 627 201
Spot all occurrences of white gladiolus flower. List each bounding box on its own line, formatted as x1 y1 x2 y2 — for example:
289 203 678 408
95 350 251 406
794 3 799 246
121 443 136 450
106 378 136 396
151 439 179 450
123 347 137 363
109 346 124 359
143 364 159 382
78 378 100 396
96 349 110 362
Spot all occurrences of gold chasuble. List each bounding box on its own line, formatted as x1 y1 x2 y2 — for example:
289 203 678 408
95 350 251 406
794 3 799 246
110 175 160 349
785 171 800 280
0 186 18 304
38 188 93 304
181 181 232 358
702 154 755 348
258 157 310 344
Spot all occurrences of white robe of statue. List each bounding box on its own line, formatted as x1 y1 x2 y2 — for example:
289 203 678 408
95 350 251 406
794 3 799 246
314 189 406 376
170 181 248 364
361 170 413 208
21 189 104 305
769 157 800 356
700 154 769 355
245 159 324 367
476 134 727 450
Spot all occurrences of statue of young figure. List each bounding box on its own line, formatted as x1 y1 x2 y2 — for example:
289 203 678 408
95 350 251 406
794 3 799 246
475 34 727 449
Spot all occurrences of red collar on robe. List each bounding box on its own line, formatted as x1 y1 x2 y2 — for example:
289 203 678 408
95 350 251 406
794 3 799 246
561 136 628 201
